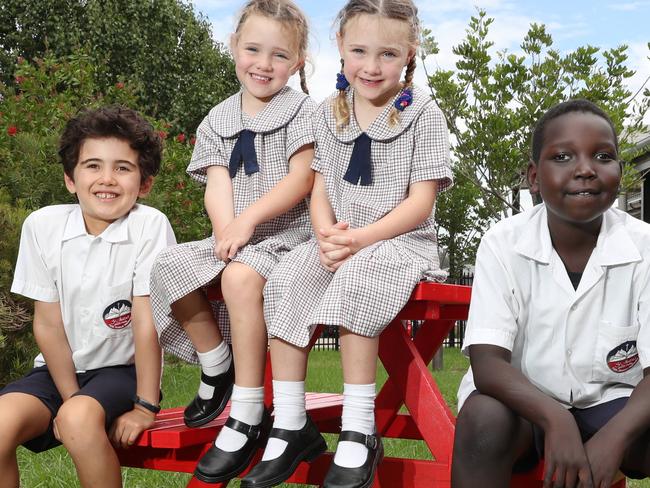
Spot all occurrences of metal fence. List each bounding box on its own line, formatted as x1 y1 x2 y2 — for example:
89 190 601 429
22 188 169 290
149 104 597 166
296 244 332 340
312 271 474 351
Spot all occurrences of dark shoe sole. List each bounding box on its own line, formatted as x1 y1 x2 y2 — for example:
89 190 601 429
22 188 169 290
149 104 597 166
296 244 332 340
193 439 259 484
240 436 327 488
184 383 234 428
324 442 385 488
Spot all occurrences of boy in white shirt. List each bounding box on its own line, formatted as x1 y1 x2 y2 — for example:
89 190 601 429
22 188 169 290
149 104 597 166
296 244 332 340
452 100 650 488
0 106 176 488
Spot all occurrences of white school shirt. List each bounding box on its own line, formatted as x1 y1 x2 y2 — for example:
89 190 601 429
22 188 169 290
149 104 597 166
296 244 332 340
457 205 650 410
11 204 176 372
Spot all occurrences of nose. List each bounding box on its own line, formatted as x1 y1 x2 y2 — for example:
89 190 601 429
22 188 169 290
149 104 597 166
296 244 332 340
363 56 381 75
98 167 117 185
257 54 273 71
574 154 597 179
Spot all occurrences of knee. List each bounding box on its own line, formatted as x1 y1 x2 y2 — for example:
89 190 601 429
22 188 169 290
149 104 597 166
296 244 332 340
454 394 520 462
221 264 264 303
55 397 106 447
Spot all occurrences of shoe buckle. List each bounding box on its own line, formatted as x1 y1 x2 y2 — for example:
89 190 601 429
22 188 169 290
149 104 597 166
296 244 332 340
246 424 261 440
365 434 378 450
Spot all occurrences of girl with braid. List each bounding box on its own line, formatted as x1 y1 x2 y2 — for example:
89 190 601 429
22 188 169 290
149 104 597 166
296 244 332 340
149 0 315 483
241 1 453 487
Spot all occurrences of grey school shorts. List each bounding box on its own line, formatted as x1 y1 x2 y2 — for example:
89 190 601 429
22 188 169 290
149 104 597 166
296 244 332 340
0 364 137 452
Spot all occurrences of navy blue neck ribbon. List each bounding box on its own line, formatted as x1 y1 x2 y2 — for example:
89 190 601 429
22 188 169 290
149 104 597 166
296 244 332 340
229 130 259 178
343 133 372 186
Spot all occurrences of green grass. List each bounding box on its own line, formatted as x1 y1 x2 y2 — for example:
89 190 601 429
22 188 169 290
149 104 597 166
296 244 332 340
16 349 650 487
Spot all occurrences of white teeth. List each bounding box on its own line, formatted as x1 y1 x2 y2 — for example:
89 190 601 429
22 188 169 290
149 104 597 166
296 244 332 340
251 73 271 81
96 193 117 199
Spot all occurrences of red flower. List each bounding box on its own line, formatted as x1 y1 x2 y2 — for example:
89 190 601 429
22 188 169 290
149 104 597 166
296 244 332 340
176 133 186 143
115 82 125 89
7 126 18 136
158 130 168 140
14 75 24 84
190 136 196 146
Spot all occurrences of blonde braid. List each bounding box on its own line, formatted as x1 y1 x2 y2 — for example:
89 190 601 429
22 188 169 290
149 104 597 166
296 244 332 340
299 66 309 94
333 59 351 130
388 56 416 126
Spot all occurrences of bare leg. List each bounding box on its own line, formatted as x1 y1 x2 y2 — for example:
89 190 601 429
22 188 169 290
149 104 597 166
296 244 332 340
221 262 267 387
451 393 535 488
269 338 310 382
56 395 121 488
171 289 223 353
0 393 52 488
339 328 379 384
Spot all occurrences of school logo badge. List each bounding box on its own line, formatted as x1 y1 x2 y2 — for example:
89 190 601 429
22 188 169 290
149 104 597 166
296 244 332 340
103 300 132 329
606 341 639 373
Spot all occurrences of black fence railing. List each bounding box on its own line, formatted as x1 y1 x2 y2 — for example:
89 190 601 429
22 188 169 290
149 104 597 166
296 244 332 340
312 272 474 351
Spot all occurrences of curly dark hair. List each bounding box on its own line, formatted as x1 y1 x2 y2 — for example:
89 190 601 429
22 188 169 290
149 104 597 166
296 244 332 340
530 99 618 164
58 106 162 182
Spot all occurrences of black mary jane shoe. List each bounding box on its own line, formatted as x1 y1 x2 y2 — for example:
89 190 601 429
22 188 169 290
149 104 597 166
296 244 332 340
194 411 271 484
323 431 384 488
240 415 327 488
184 360 235 428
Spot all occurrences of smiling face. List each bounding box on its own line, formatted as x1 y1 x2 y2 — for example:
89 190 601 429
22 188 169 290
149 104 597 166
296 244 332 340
64 137 152 236
337 14 414 108
528 111 621 232
231 14 301 109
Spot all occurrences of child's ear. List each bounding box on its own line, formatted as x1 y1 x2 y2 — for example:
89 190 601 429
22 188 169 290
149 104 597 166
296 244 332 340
138 176 154 197
336 32 344 58
290 57 305 76
526 161 539 195
229 33 238 55
64 172 77 195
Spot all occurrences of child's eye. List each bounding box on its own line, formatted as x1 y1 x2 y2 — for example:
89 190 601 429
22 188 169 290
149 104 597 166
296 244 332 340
116 165 132 172
553 153 571 162
383 51 397 58
274 53 289 60
86 163 100 169
245 47 258 53
352 48 364 55
595 152 616 162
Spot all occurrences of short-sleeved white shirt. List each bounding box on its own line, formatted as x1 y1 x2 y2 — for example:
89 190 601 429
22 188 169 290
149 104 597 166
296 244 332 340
458 205 650 410
11 204 176 372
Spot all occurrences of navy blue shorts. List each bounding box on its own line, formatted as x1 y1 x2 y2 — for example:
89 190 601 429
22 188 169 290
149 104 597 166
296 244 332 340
515 396 644 479
0 364 137 453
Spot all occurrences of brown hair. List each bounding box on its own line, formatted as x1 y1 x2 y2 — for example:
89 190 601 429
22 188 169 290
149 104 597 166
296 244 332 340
58 105 162 182
234 0 310 94
333 0 420 129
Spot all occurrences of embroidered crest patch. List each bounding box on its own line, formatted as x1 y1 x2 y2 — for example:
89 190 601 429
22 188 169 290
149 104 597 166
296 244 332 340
606 340 639 373
103 300 132 329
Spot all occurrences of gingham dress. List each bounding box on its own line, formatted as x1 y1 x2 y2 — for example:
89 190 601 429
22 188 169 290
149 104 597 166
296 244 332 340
151 87 315 362
264 85 453 347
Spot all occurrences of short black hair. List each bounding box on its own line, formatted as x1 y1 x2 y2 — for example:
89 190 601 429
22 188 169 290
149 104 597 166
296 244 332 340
530 99 618 164
58 106 162 182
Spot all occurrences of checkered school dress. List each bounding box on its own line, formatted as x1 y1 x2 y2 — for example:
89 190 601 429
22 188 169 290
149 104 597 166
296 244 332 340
151 87 315 363
264 85 453 347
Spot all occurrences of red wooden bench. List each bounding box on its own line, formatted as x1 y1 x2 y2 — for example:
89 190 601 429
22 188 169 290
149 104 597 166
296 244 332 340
117 282 626 487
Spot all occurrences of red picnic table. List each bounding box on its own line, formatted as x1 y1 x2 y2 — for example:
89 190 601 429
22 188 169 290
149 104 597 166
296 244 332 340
116 282 626 487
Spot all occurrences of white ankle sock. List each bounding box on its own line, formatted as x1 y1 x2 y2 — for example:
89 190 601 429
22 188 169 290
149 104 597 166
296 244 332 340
333 383 376 468
261 380 306 461
196 341 231 400
214 385 264 452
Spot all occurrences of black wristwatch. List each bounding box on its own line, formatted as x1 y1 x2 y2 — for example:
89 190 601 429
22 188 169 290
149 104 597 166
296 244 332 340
132 395 161 414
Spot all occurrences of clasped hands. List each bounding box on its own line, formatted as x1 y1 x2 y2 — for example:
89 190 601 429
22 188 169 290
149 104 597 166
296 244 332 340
214 215 256 262
317 221 363 272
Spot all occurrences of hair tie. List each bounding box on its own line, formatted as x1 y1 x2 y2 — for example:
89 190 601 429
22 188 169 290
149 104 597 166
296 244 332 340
394 87 413 111
336 72 350 91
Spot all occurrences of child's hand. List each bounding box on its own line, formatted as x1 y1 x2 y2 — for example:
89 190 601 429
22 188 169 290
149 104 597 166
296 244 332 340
584 428 624 488
318 245 350 272
317 222 364 256
215 216 256 262
108 406 156 449
543 410 594 488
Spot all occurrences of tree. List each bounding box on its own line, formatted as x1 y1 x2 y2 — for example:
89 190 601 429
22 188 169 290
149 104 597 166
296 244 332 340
422 10 650 278
0 0 240 134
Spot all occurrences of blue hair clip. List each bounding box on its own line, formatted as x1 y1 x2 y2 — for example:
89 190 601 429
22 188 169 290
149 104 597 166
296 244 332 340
336 72 350 91
394 87 413 111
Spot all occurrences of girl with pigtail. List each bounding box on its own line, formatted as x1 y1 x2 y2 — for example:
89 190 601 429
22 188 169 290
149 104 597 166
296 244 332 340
241 1 454 487
149 0 316 483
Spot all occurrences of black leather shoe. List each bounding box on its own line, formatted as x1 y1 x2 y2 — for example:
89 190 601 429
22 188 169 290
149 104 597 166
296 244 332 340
194 411 271 483
184 359 235 428
323 431 384 488
240 415 327 488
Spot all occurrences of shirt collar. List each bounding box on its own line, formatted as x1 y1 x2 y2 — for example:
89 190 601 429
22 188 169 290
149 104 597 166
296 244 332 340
515 205 641 266
208 86 309 138
323 84 432 143
61 205 130 243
